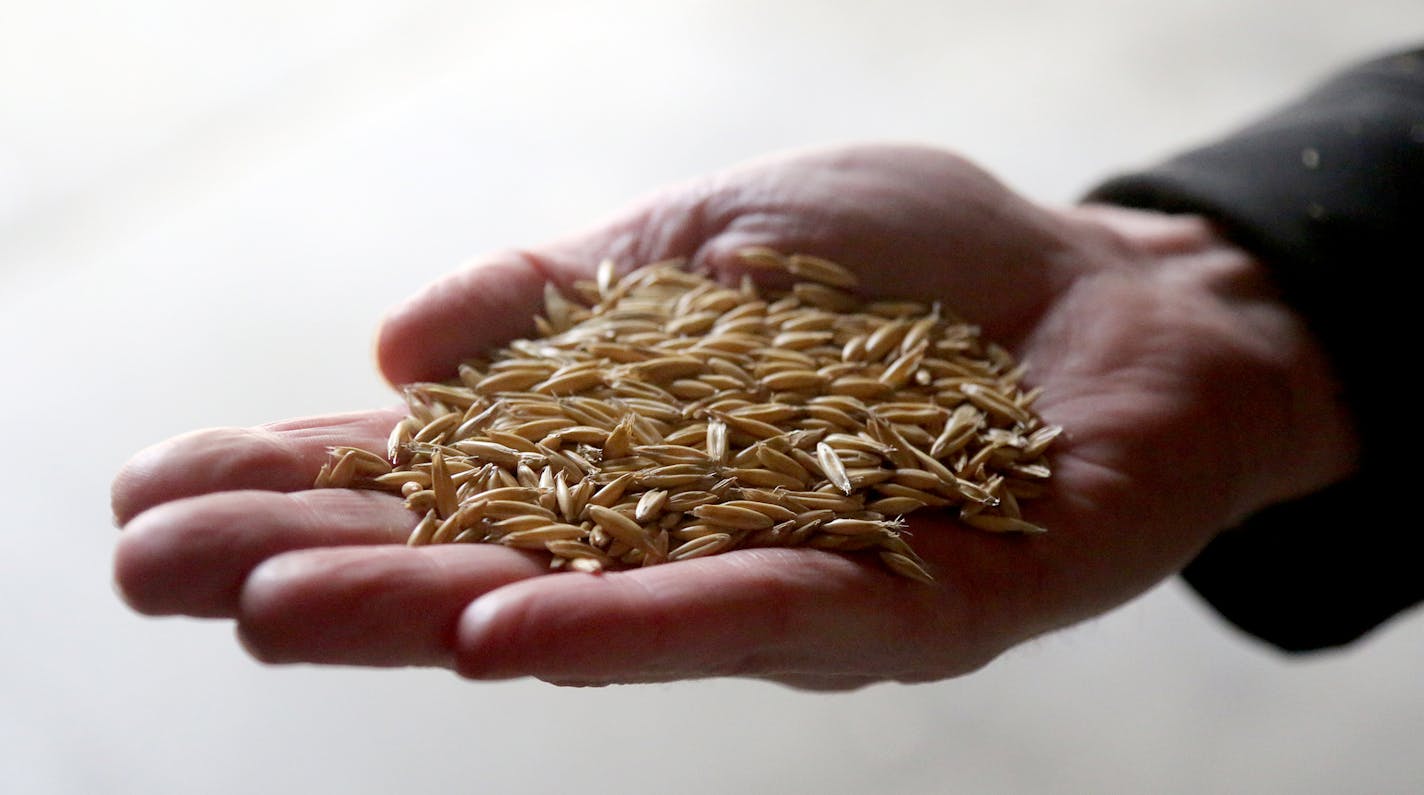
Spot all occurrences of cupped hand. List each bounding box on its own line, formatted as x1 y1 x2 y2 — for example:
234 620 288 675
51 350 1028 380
112 144 1357 688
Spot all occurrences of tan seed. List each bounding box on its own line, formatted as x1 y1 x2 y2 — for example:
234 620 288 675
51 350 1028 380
961 514 1047 534
669 533 736 560
635 489 670 524
691 503 775 531
879 551 936 584
816 442 853 495
786 253 859 289
588 505 654 551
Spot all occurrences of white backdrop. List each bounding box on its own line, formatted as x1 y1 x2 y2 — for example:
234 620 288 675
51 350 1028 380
3 2 1422 793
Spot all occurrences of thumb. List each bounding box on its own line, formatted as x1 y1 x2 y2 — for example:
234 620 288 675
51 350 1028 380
376 250 565 385
373 185 716 386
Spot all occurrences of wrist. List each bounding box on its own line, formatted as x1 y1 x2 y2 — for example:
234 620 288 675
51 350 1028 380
1077 205 1361 523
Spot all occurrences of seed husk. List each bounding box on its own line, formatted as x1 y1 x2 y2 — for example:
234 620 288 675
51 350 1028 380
961 514 1048 534
878 551 936 584
668 532 736 560
499 524 589 549
816 442 854 495
821 518 894 536
724 467 808 489
635 489 670 524
690 503 776 531
407 509 440 546
587 505 655 552
431 452 459 519
786 253 859 290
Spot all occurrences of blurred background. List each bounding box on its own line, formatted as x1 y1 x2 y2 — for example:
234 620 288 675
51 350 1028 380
3 2 1422 793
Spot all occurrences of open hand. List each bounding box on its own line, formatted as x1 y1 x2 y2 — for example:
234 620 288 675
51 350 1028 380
112 144 1356 688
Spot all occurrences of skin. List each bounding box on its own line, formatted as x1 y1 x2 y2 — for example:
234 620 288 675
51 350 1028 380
111 144 1360 689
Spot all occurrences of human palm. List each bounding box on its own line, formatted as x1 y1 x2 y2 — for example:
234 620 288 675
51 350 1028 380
113 144 1355 688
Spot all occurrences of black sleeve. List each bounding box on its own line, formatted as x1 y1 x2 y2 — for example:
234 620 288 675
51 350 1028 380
1085 50 1424 652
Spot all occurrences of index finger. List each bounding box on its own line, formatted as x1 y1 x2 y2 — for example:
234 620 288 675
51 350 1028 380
372 173 726 386
112 408 403 525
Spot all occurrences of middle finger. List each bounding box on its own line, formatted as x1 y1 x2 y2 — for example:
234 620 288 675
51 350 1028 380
116 487 414 618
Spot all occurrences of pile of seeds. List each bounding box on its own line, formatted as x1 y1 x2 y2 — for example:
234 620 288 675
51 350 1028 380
315 249 1059 582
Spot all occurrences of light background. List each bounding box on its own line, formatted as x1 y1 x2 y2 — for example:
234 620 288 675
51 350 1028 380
3 2 1422 793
